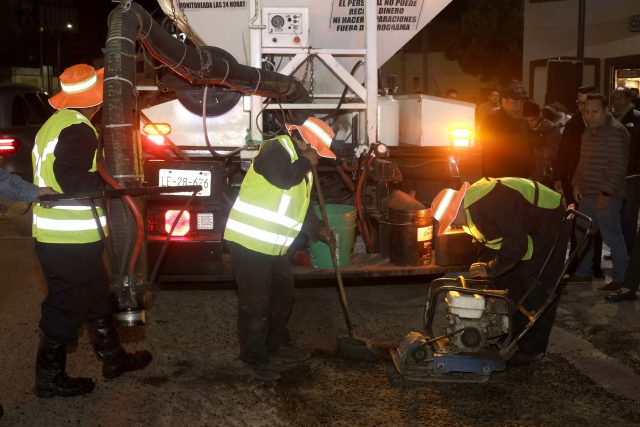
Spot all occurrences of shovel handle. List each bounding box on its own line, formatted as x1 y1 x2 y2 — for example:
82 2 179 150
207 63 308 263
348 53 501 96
311 165 355 338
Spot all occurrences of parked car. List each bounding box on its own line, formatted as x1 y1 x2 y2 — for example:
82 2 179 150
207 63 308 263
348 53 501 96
0 83 53 181
0 83 53 226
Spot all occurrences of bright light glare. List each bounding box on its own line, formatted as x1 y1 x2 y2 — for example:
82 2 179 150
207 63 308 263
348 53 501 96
147 135 165 146
143 123 172 135
0 138 18 154
164 210 190 236
449 128 473 147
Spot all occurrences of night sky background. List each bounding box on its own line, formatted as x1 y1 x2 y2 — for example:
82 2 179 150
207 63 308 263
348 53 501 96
1 0 160 73
1 0 468 76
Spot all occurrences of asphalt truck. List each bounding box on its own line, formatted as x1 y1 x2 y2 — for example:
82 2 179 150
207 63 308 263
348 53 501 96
97 0 480 324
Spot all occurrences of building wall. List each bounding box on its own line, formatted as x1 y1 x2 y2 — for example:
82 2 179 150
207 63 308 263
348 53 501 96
380 51 499 105
524 0 640 105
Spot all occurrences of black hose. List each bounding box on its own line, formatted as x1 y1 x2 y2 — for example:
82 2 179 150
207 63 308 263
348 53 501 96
101 2 320 292
128 2 312 123
201 85 242 158
147 191 199 288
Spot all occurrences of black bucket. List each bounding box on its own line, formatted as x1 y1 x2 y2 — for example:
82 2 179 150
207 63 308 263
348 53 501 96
384 208 433 266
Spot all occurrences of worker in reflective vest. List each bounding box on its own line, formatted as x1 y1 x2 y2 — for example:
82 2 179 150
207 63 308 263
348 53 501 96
432 177 570 365
31 64 151 399
224 116 336 382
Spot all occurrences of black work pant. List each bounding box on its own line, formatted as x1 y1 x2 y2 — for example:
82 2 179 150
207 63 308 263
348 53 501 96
493 215 571 357
229 241 294 365
623 228 640 293
562 178 602 275
35 240 112 345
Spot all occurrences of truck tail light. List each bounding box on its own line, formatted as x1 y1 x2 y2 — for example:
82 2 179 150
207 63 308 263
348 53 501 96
449 128 473 147
143 123 171 146
0 138 20 155
164 210 190 236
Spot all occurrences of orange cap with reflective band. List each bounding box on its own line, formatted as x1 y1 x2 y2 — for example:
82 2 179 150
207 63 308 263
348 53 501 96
431 182 470 236
49 64 104 110
286 117 336 160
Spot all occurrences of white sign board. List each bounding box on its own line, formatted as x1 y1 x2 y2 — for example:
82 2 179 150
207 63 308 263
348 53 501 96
329 0 424 32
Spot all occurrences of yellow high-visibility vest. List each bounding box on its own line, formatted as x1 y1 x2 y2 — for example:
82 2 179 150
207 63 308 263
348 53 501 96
224 135 311 256
463 177 561 260
32 109 107 243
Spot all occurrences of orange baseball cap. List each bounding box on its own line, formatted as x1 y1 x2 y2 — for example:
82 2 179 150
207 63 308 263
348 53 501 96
286 117 336 160
431 182 470 236
49 64 104 110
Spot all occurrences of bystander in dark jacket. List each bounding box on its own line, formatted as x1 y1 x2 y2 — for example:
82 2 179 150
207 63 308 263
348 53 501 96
481 85 533 178
610 87 640 252
523 101 561 186
552 86 604 278
571 94 629 288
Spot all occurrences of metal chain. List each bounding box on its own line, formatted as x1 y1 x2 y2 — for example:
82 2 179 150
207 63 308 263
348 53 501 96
300 55 315 101
301 58 309 88
309 55 315 101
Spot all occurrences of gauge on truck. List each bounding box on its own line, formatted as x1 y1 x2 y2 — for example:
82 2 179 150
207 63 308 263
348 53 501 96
270 14 285 29
262 7 309 47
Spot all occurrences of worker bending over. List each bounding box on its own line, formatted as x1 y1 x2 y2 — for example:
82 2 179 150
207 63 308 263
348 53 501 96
432 177 571 365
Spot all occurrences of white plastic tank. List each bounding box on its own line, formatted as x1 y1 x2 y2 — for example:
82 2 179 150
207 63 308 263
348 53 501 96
377 95 399 146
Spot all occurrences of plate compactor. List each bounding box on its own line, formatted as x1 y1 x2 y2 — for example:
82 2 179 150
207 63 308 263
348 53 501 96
391 209 591 383
391 276 514 383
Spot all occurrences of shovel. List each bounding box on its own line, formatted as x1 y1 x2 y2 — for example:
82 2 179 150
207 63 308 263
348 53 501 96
311 165 380 362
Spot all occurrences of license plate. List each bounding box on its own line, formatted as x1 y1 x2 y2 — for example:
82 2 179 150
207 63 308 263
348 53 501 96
158 169 211 197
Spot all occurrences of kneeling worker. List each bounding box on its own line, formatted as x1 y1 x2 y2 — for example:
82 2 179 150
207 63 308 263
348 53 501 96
432 177 571 365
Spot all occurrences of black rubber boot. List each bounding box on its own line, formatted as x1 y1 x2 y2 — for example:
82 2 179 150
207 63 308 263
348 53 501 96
89 315 152 380
35 336 95 398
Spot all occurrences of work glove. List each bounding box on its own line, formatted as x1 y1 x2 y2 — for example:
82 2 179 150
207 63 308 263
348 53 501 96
36 187 58 208
300 147 319 167
318 224 336 247
469 262 489 279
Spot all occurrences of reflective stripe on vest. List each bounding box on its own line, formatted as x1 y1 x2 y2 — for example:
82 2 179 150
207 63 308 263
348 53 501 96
463 178 562 260
224 135 311 255
32 109 107 243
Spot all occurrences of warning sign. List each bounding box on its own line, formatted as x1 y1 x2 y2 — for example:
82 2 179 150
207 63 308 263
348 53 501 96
329 0 424 32
177 1 247 10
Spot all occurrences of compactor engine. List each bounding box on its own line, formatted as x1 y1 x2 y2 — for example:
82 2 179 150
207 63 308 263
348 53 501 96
391 278 513 382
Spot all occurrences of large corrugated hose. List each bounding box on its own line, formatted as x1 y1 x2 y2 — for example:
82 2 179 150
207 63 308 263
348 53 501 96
102 1 314 312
